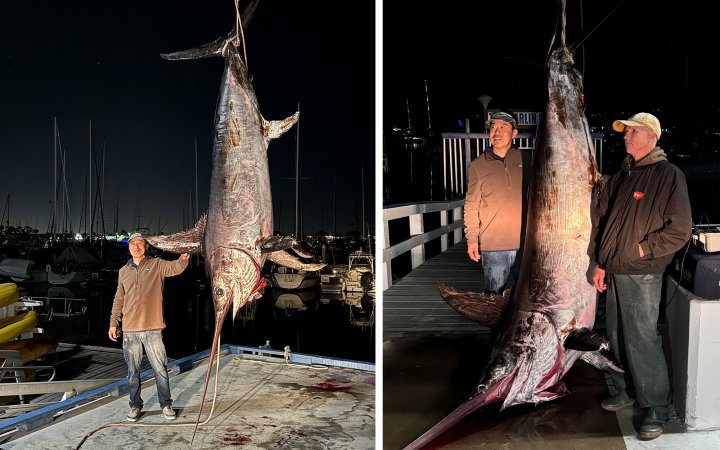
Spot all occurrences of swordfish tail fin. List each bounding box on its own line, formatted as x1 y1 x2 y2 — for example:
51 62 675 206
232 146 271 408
160 0 260 60
438 282 511 329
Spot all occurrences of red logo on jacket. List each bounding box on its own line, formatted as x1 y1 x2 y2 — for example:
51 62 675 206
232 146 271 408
633 191 644 200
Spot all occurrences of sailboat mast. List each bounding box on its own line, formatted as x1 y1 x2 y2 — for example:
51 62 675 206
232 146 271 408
194 137 199 224
424 79 432 135
89 118 92 241
53 117 57 242
295 102 300 237
361 165 365 240
406 97 412 133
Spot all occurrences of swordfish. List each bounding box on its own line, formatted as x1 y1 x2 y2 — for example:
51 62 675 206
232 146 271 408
144 7 324 443
404 41 622 450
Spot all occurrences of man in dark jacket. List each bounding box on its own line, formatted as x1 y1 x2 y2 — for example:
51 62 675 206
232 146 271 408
592 112 692 440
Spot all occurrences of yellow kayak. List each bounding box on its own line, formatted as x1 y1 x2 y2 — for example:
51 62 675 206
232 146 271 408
0 310 38 344
0 334 57 363
0 283 19 309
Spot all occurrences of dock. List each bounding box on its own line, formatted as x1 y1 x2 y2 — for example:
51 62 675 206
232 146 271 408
382 210 720 449
0 345 375 449
383 240 485 332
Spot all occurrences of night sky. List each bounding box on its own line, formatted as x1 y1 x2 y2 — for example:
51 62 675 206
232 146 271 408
384 0 720 137
384 0 720 223
1 1 375 237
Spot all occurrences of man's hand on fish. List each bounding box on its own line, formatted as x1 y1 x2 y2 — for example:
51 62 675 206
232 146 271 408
593 266 607 292
467 243 481 262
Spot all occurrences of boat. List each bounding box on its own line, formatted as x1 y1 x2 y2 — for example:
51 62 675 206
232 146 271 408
0 334 58 402
320 265 346 294
341 250 375 293
268 103 325 292
0 311 38 344
272 288 319 314
16 292 87 340
0 334 58 364
0 259 37 283
46 246 100 286
347 291 375 328
270 265 321 290
0 283 20 308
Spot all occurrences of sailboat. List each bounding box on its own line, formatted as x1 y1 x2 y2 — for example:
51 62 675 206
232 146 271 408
269 103 321 291
340 249 375 293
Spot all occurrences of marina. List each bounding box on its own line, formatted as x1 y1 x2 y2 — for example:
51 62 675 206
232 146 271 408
0 235 376 444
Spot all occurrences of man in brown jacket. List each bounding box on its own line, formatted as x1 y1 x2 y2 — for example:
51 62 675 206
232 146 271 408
108 232 190 422
464 111 531 293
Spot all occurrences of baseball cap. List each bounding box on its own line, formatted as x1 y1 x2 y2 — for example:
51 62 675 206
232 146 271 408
612 112 661 140
486 111 517 129
128 232 146 242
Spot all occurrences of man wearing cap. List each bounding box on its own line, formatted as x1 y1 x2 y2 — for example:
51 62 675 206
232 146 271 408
464 110 531 294
108 232 190 422
592 112 691 440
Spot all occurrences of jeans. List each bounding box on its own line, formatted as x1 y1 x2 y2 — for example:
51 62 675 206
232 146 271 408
123 330 172 409
481 250 521 293
605 273 669 420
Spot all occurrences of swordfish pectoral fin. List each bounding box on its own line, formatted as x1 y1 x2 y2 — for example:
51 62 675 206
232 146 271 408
260 236 299 253
565 327 625 373
260 236 314 258
438 282 511 329
266 250 326 271
580 351 624 374
262 112 300 142
145 215 206 255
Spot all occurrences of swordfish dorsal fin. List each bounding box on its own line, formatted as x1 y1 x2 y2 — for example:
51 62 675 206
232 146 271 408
438 282 511 329
262 112 300 142
145 215 206 254
267 250 325 271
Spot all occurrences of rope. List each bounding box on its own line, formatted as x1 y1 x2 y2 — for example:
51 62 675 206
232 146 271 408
233 354 329 370
234 0 249 72
561 0 567 47
73 349 222 450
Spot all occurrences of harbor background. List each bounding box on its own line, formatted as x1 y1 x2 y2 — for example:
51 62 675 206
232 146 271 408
7 239 375 364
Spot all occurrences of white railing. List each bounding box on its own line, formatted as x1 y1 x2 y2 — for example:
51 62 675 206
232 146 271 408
382 199 465 290
441 128 604 199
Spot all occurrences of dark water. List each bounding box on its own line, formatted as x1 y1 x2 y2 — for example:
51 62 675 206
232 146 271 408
18 265 375 364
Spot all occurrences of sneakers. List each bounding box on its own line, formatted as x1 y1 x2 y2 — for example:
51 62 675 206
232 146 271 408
601 393 635 412
126 407 141 422
162 405 177 420
639 408 666 440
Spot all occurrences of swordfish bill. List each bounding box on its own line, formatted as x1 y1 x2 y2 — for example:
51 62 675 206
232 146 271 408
406 45 623 449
